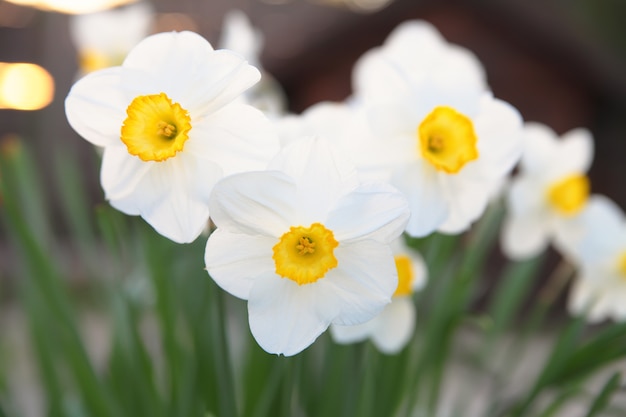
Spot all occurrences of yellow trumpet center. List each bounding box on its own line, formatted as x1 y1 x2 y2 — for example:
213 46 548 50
121 93 191 162
617 252 626 280
393 255 415 297
418 106 479 174
273 223 339 285
547 174 590 216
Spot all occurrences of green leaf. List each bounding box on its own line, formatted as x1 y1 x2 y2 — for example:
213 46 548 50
584 372 622 417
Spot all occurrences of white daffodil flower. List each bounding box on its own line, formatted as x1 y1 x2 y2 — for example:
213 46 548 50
330 237 427 354
501 123 594 260
65 31 279 244
567 196 626 322
204 137 410 356
69 1 154 75
352 20 522 238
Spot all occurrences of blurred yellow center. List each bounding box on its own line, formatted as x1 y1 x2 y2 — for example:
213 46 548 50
618 252 626 279
121 93 191 162
273 223 339 285
547 174 590 215
393 255 414 297
79 49 125 73
418 106 479 174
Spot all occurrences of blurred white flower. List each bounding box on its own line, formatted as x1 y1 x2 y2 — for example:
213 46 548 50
567 196 626 322
330 237 427 354
65 31 279 243
500 123 594 260
352 20 523 238
275 101 396 182
219 9 286 117
205 137 410 356
69 1 154 75
219 9 263 68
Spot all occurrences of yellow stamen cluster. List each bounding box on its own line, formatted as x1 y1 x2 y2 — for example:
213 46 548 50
121 92 191 162
418 106 479 174
273 223 339 285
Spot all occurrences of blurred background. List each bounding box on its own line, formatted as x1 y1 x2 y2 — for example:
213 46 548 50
1 0 626 414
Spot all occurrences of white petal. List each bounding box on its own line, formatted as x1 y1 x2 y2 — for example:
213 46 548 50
353 49 413 102
111 153 221 243
552 215 587 262
371 296 416 354
297 102 397 180
329 320 375 345
205 229 276 300
326 182 409 244
182 49 261 117
392 161 449 238
122 32 260 115
473 96 523 177
208 171 296 237
520 123 594 180
65 67 128 147
553 128 594 176
574 195 626 266
185 103 279 175
500 211 550 260
269 137 360 225
519 123 559 175
100 145 151 203
325 241 397 325
568 276 613 323
248 276 339 356
507 176 546 216
139 190 209 243
354 20 486 101
123 31 214 75
384 20 486 89
438 173 492 234
385 20 446 63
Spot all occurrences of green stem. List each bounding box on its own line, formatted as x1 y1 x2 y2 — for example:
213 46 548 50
210 285 239 417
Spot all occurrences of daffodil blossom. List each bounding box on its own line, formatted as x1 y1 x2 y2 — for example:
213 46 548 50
204 137 410 356
567 196 626 322
69 1 154 75
330 237 427 354
65 31 279 243
500 123 594 260
352 20 522 237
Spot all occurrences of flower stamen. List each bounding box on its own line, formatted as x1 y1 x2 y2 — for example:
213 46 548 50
273 223 338 285
121 92 191 162
157 121 177 138
296 237 316 255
